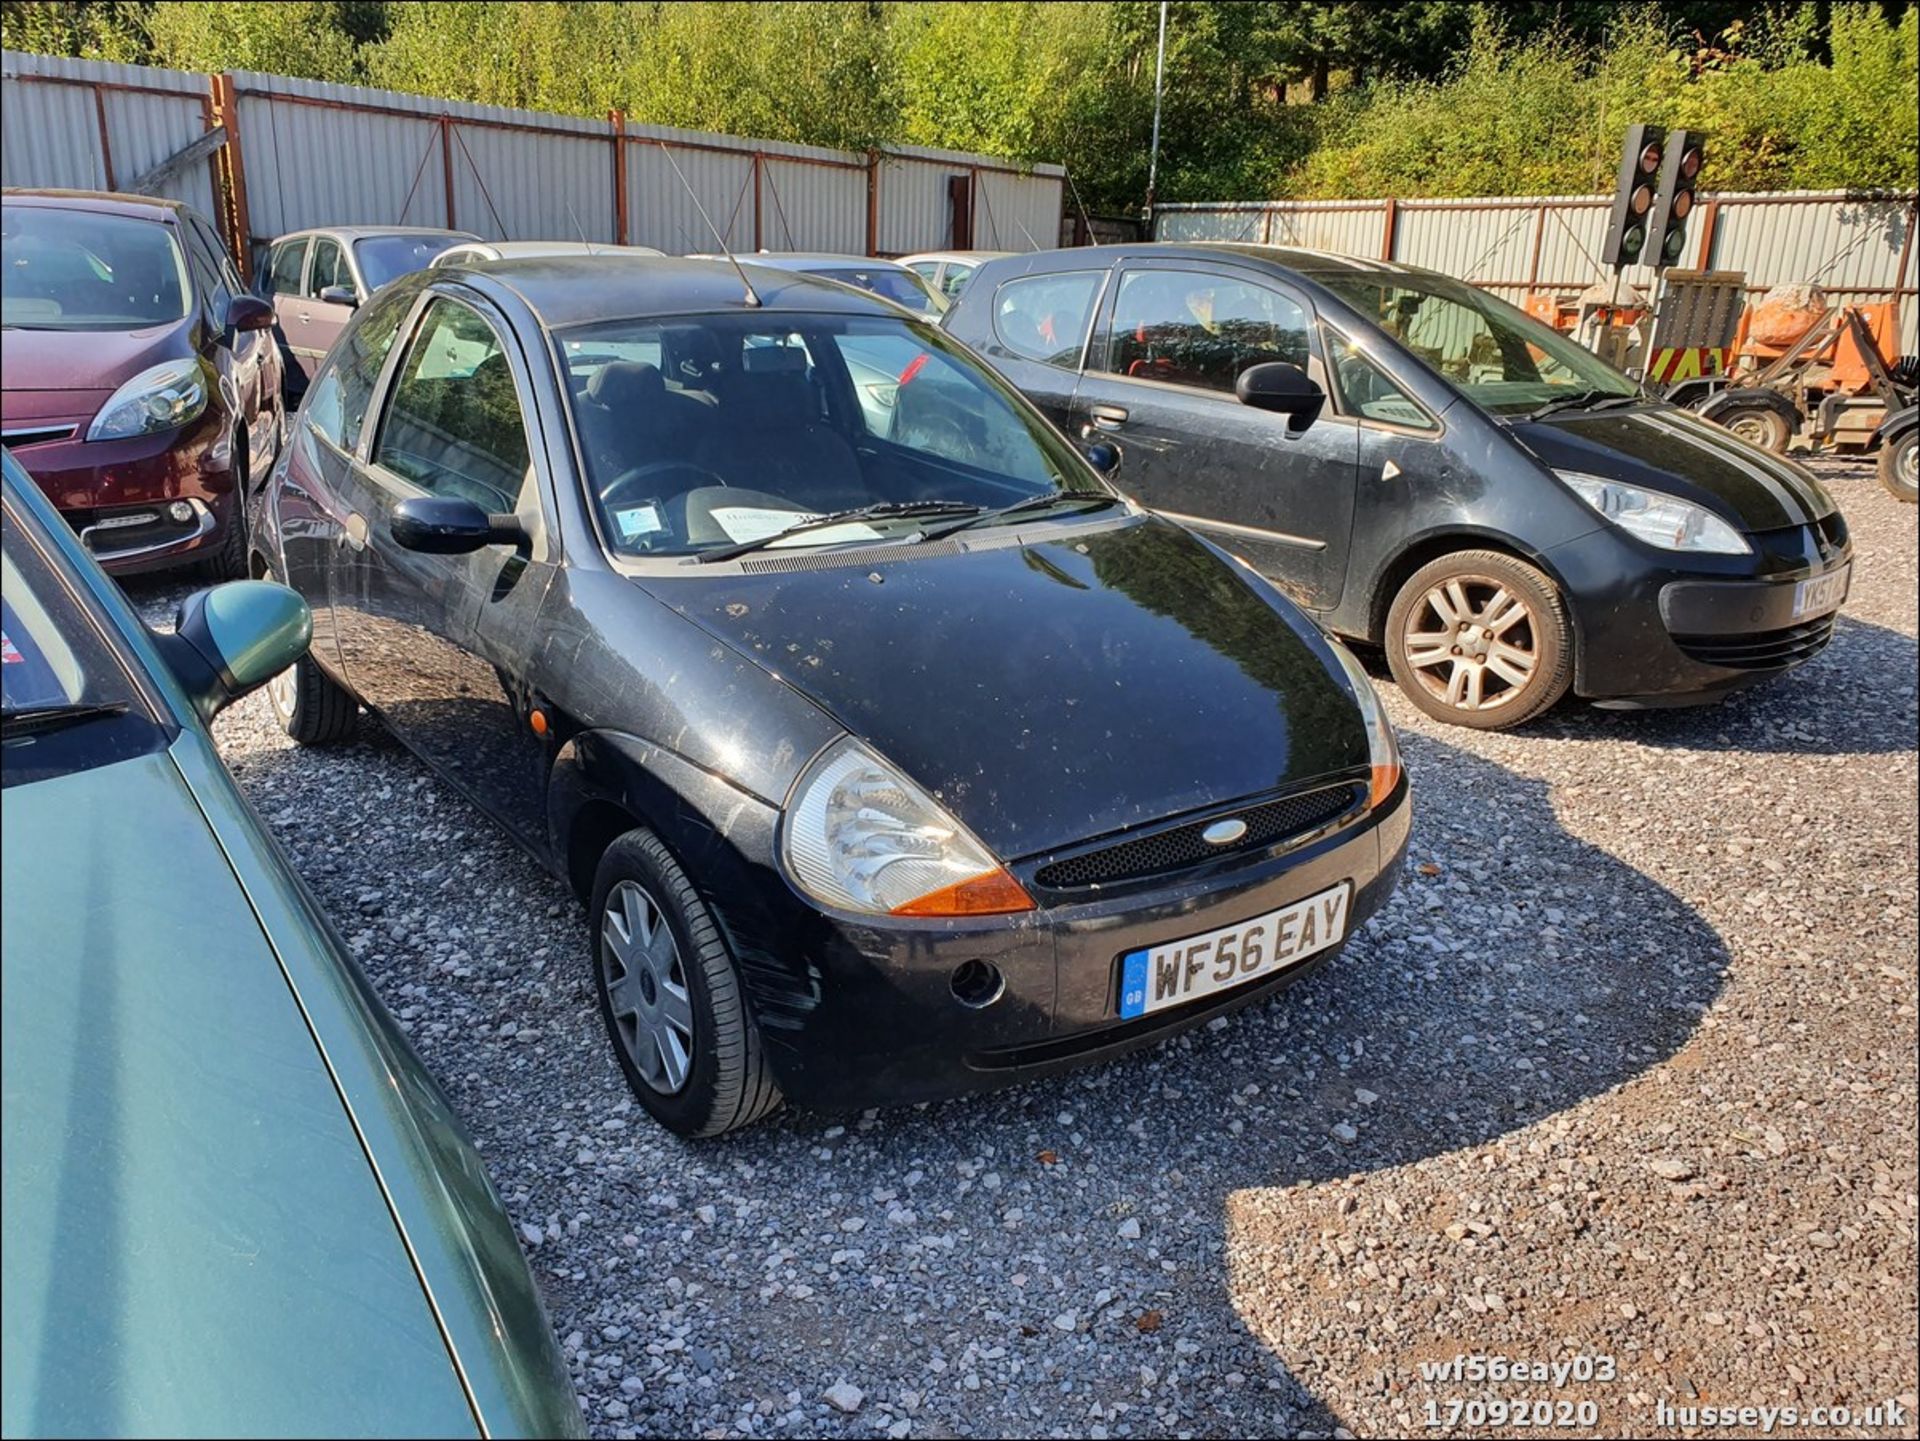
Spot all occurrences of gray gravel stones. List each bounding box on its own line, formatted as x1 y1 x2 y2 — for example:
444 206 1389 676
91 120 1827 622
130 457 1917 1437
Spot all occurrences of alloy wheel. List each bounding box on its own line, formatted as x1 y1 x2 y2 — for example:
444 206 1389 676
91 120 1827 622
600 878 695 1094
267 663 297 722
1401 576 1541 713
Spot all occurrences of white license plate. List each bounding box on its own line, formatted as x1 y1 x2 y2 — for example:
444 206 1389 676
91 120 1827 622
1793 564 1850 619
1118 881 1352 1020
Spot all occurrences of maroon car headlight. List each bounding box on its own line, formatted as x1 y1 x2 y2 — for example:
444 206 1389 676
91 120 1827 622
86 359 211 442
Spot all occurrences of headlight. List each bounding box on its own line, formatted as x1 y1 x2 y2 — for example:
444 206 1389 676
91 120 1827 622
782 737 1033 917
86 359 211 442
1557 471 1749 554
1327 639 1402 809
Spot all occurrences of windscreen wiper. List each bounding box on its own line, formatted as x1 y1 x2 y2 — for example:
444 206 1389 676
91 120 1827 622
917 490 1123 543
1514 389 1643 423
0 700 130 736
692 500 982 564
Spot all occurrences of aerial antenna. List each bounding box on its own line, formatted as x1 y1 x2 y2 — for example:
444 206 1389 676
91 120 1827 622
1014 216 1039 250
655 140 760 307
564 199 598 255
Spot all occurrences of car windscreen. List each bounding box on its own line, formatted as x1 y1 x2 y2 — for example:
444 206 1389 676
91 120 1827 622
0 205 192 331
558 310 1097 559
1316 271 1639 416
355 234 467 292
2 491 165 785
810 266 947 318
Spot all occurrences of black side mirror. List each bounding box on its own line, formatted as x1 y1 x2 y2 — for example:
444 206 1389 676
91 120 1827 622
391 495 524 554
318 284 360 309
1235 361 1325 432
224 293 276 334
1084 441 1121 476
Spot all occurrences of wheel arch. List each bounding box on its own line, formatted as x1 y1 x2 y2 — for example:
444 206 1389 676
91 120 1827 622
1358 526 1581 653
1698 386 1804 431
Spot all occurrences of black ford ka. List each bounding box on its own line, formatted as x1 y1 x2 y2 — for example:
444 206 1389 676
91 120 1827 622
253 257 1409 1136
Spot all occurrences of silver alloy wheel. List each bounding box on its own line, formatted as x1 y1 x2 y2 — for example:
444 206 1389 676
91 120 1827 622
600 878 695 1094
1401 576 1541 713
267 663 297 721
1901 438 1918 489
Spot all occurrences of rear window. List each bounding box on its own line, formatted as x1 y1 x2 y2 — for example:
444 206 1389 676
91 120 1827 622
809 266 946 318
1 205 192 331
355 234 469 292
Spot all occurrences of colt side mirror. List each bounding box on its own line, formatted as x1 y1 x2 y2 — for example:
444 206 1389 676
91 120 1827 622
391 495 525 554
160 580 312 722
1236 361 1325 432
318 285 360 309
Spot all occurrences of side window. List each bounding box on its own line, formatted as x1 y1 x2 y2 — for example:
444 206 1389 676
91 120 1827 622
941 265 971 299
991 270 1102 368
185 215 235 311
1103 269 1309 395
310 237 352 300
1328 338 1437 431
372 298 532 513
267 238 309 297
305 288 416 454
177 224 230 322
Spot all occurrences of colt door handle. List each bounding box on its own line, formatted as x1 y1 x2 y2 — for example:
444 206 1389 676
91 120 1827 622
343 512 368 550
1089 404 1129 430
296 311 312 324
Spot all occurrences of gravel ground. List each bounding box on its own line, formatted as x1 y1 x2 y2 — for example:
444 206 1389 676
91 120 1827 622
129 456 1916 1439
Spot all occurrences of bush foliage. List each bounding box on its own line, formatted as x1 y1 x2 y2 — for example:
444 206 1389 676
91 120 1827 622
3 1 1913 208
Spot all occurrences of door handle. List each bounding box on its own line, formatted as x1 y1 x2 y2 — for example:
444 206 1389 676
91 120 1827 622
343 512 368 550
1089 404 1129 430
296 311 312 324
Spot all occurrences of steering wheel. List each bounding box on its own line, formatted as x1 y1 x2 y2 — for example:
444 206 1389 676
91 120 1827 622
599 460 727 509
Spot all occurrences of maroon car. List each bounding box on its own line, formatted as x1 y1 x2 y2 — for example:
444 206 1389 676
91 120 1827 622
1 189 283 577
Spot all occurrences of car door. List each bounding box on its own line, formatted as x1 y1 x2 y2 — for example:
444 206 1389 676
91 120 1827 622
277 285 420 674
300 237 359 375
263 237 312 392
181 212 276 484
330 292 555 852
1067 260 1358 611
970 266 1109 432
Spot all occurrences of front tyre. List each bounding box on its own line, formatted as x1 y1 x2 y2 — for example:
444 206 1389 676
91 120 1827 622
1386 550 1575 730
591 829 781 1138
1878 428 1917 503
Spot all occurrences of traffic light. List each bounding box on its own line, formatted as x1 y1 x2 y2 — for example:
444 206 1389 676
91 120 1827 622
1601 124 1665 269
1645 129 1705 270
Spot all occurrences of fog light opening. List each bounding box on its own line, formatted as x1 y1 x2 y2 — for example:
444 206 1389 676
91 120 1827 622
949 959 1005 1010
167 500 196 523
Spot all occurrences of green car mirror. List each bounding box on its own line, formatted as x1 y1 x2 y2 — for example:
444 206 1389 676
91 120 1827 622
161 580 312 723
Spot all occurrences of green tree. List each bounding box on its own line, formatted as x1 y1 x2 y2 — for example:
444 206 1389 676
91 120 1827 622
1 0 148 61
143 1 366 81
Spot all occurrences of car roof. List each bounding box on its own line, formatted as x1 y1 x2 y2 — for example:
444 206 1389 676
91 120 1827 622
1 187 185 223
1004 240 1426 281
723 252 916 272
901 250 1014 265
274 225 478 244
448 240 666 259
450 254 917 327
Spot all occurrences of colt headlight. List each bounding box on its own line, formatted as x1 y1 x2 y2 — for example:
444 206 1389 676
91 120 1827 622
782 738 1033 917
1557 471 1749 554
86 358 212 442
1328 639 1402 809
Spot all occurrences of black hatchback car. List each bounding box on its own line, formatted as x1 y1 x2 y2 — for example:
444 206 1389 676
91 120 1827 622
252 256 1409 1136
945 245 1853 729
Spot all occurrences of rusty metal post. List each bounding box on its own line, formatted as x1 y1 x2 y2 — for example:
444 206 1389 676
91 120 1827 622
753 151 764 253
609 109 628 245
1526 203 1547 289
93 87 116 190
1381 197 1398 261
866 150 880 257
212 74 254 279
1694 197 1720 269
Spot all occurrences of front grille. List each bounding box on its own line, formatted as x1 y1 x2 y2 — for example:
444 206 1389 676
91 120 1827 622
1674 616 1837 670
0 423 75 447
1032 782 1363 892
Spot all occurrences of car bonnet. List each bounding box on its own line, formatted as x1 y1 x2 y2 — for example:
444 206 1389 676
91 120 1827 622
1507 402 1835 532
635 515 1371 861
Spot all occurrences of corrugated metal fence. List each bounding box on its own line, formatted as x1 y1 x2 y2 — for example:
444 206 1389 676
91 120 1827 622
1157 191 1919 350
2 50 1065 274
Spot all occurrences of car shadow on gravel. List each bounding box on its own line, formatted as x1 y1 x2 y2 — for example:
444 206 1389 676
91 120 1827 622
742 728 1732 1437
1534 614 1917 756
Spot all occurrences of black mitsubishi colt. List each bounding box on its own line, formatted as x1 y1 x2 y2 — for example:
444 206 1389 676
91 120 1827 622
945 244 1852 730
254 257 1410 1137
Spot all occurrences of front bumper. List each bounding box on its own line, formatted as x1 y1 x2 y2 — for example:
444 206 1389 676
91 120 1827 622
752 776 1412 1110
1547 514 1853 705
4 408 238 573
